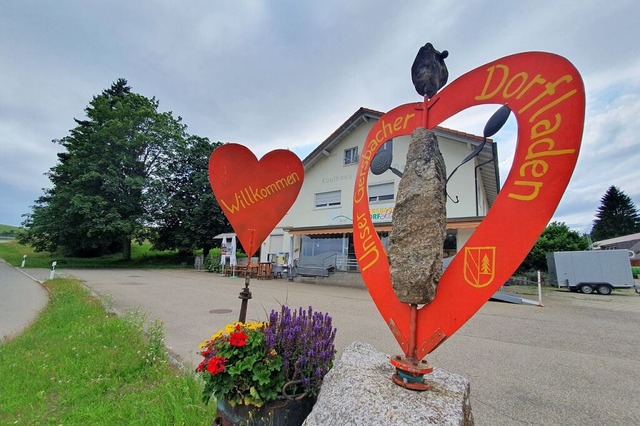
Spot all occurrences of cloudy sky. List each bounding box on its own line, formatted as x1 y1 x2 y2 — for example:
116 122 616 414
1 0 639 234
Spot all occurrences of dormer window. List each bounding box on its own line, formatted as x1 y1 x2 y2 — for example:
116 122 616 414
344 147 359 165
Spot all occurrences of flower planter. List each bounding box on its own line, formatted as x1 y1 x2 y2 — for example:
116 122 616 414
199 308 336 425
214 397 315 426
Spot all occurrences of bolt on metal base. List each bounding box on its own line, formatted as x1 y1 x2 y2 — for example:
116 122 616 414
390 355 432 391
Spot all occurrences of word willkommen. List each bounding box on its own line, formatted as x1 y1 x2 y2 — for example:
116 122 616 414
220 172 301 214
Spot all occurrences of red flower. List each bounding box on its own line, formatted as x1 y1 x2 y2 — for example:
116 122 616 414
196 359 207 372
206 356 226 375
229 330 248 347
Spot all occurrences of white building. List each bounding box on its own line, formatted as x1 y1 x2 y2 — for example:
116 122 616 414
260 107 500 277
592 232 640 267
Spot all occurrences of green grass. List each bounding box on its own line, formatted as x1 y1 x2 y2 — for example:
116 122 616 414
0 240 214 269
0 277 216 424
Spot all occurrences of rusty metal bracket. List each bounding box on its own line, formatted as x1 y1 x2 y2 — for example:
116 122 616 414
388 318 409 353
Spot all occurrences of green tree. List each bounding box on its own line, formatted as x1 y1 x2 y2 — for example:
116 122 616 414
590 186 640 242
20 79 188 259
518 221 589 272
147 137 230 256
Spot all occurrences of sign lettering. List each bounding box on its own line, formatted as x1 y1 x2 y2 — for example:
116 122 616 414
353 52 585 359
209 144 304 258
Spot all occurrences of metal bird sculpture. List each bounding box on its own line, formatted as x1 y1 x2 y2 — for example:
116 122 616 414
411 42 449 98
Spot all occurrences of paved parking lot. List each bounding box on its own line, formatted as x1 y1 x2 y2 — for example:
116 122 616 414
26 268 640 425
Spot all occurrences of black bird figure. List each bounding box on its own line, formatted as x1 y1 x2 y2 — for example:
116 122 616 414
411 43 449 98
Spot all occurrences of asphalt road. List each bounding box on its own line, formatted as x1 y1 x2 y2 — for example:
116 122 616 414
11 267 640 425
0 260 48 341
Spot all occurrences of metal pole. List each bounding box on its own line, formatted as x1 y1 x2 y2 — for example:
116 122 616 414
537 270 544 307
408 304 418 359
238 275 252 323
238 229 255 323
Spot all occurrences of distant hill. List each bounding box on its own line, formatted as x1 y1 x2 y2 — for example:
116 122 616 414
0 224 22 238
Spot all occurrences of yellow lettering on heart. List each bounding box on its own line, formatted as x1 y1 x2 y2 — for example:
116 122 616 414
474 63 578 202
356 212 379 271
220 172 301 214
355 112 415 204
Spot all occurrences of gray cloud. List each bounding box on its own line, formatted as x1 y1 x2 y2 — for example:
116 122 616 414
1 0 639 231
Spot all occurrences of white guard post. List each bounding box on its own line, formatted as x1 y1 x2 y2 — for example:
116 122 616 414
49 261 57 280
537 270 544 307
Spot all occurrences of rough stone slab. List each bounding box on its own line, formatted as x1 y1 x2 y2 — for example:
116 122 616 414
303 342 473 426
388 127 447 304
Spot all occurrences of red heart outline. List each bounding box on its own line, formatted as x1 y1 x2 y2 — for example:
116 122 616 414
209 144 304 257
353 52 585 359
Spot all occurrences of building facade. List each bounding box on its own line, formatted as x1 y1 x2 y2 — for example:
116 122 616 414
592 232 640 267
259 108 500 273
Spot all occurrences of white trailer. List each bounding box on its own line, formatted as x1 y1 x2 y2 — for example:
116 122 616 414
547 250 638 295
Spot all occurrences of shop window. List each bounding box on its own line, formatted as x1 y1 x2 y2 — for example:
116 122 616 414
301 234 344 258
315 190 341 208
368 182 394 202
444 229 457 257
344 147 359 165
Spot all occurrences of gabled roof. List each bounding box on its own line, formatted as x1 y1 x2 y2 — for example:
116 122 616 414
593 232 640 247
302 107 501 207
303 108 384 169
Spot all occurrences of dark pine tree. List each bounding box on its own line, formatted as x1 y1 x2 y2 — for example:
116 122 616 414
591 186 640 242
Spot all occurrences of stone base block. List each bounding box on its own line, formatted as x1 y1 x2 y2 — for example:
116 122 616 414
303 342 473 425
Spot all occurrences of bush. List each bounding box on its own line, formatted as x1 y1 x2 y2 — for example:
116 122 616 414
204 251 223 273
204 249 247 273
632 266 640 279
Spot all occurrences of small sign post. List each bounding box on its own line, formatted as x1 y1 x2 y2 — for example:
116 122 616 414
49 261 57 280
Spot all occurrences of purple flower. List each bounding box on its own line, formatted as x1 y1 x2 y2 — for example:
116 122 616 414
266 305 336 396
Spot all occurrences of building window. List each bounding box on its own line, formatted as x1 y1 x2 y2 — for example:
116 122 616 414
315 190 341 208
301 234 345 259
368 182 394 202
344 147 359 165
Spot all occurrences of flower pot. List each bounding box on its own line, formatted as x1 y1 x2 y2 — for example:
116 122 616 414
214 397 315 426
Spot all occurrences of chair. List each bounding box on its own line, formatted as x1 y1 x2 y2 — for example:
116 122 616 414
258 263 272 280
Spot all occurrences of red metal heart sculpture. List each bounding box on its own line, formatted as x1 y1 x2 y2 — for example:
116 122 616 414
353 52 585 359
209 144 304 257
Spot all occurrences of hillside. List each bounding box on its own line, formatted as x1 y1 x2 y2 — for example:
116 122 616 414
0 224 21 238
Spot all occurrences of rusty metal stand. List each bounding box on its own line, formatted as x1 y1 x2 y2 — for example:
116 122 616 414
238 275 252 323
391 304 432 390
237 229 255 324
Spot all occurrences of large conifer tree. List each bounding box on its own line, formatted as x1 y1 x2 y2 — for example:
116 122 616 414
21 79 187 258
590 186 640 241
